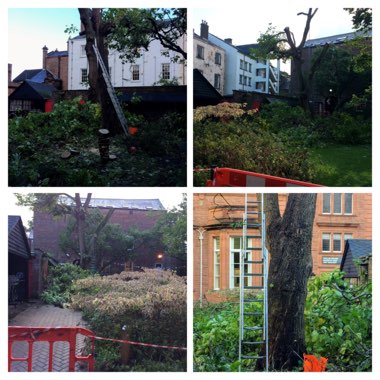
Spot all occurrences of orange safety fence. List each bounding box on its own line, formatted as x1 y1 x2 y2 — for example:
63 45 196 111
195 167 323 187
303 354 328 372
8 326 95 372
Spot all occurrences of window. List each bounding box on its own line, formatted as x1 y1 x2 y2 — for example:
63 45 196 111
333 194 342 214
244 62 248 71
161 63 170 80
243 76 247 85
214 74 221 89
333 233 342 252
322 233 331 252
344 193 353 214
248 77 252 86
249 63 252 72
9 100 32 112
322 193 331 213
239 75 243 84
80 45 86 56
132 65 140 81
81 68 88 83
240 60 244 69
214 237 220 289
323 193 353 214
230 237 253 289
344 233 353 242
215 52 222 65
196 45 204 59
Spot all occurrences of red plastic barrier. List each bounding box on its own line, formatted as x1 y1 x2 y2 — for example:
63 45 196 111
8 326 95 372
303 354 328 372
205 167 323 187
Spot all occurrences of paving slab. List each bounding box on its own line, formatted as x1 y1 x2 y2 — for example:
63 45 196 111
9 304 89 372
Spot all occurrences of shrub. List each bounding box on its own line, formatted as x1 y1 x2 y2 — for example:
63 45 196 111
194 294 263 372
70 269 187 371
193 271 371 372
41 263 93 307
305 271 372 371
194 119 316 183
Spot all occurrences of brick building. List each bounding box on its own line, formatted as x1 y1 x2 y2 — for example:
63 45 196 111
32 198 174 273
193 193 372 301
43 45 69 90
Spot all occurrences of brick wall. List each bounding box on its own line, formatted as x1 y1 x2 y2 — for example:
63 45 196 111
193 193 372 300
33 207 164 268
46 55 69 90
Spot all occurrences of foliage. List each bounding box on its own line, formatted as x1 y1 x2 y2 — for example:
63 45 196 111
9 100 186 186
70 269 187 371
305 271 372 371
152 195 187 263
193 272 371 372
59 209 135 273
194 105 316 183
104 8 187 61
194 102 256 123
41 263 93 307
194 302 240 371
344 8 372 32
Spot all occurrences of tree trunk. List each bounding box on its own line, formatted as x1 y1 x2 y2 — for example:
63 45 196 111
74 193 92 268
88 208 115 272
78 8 119 135
263 193 317 370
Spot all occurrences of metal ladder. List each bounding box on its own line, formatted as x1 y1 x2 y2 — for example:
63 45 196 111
239 193 269 371
92 45 129 137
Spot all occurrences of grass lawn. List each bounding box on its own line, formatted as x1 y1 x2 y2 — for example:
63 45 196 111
310 144 371 186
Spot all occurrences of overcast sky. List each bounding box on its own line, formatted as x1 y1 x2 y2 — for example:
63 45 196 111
193 6 355 45
7 190 186 225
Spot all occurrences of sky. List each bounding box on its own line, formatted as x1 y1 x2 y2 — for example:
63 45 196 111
193 6 355 74
8 6 356 80
193 6 355 45
8 8 81 79
7 190 186 226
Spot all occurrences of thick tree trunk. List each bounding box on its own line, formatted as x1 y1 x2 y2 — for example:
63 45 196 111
78 8 119 135
263 193 317 370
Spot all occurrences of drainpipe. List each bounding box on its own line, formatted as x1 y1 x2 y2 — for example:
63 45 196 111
196 227 206 306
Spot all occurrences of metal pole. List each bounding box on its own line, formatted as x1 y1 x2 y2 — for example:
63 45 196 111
261 195 269 371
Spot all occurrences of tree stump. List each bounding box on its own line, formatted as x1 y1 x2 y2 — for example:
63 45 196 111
98 128 110 161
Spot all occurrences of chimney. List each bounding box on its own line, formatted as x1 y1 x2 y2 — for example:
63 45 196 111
42 45 48 69
200 20 209 40
8 63 12 82
224 38 233 45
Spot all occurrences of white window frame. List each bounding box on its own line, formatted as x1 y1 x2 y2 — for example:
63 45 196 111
333 193 342 214
214 237 221 290
344 233 353 242
344 193 353 215
214 74 221 89
81 68 88 83
333 233 342 252
322 193 331 214
215 52 222 65
132 65 140 81
322 233 331 252
229 237 252 289
161 63 170 80
196 45 204 59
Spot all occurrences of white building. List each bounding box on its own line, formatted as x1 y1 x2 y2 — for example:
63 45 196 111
195 21 279 96
68 34 187 90
193 29 225 95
